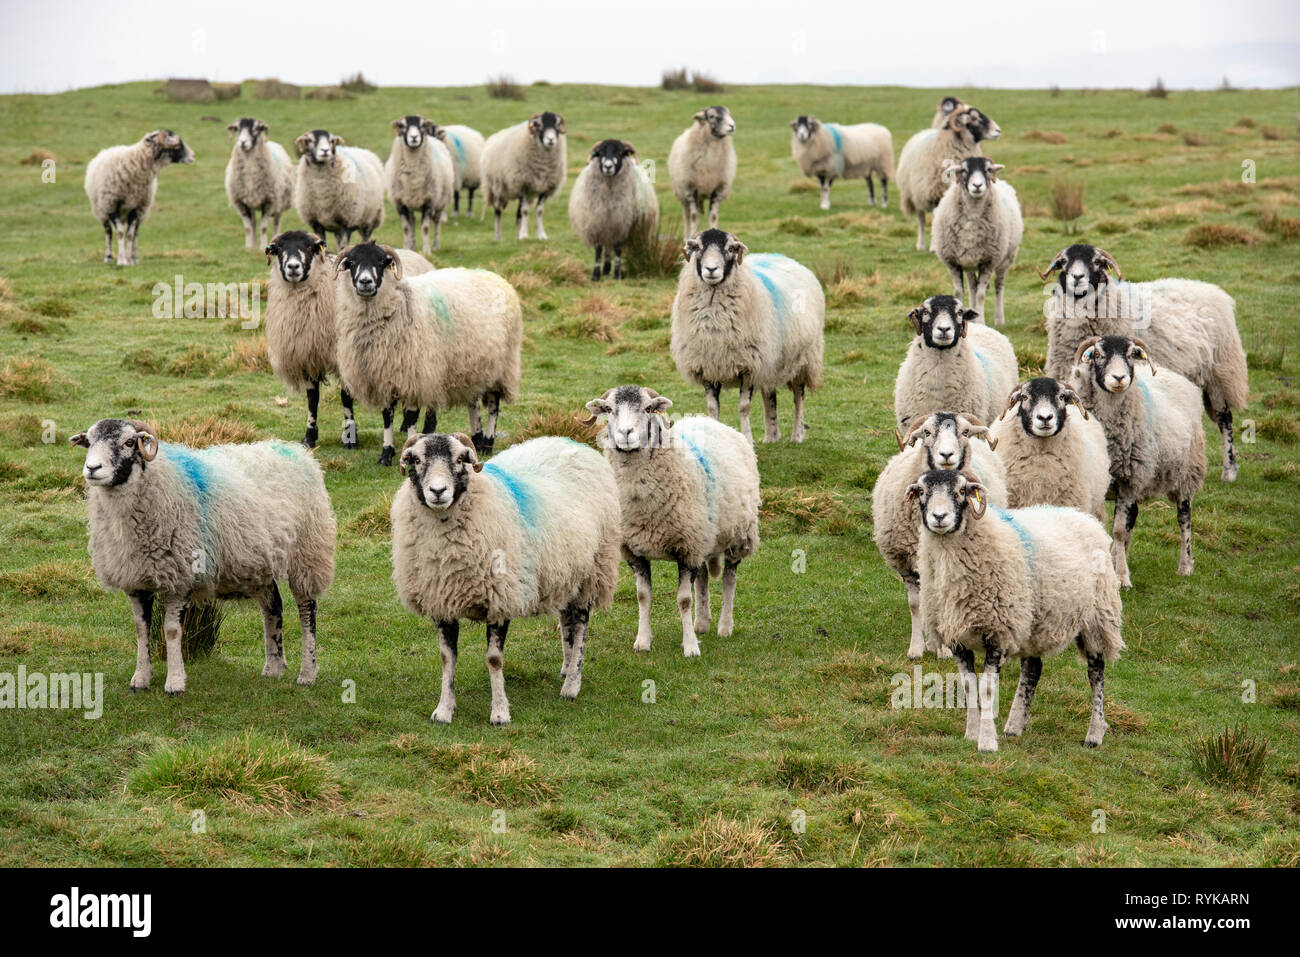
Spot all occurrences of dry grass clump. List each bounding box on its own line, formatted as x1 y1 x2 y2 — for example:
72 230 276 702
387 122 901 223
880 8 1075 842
1181 131 1209 147
340 71 377 93
661 67 690 91
306 85 353 101
1260 125 1288 141
774 752 866 794
655 813 791 867
514 247 589 287
622 218 682 280
1050 177 1085 232
1022 130 1067 144
553 294 629 343
163 414 262 448
167 345 221 378
0 357 68 401
486 75 526 100
760 486 852 534
20 149 55 165
1184 224 1259 248
0 560 97 601
1258 207 1300 240
344 495 393 537
223 334 271 373
500 404 601 450
251 78 300 100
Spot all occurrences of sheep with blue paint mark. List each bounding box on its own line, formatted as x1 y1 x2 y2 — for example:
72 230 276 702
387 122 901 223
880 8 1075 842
391 432 621 725
790 116 894 211
293 129 385 250
333 242 523 466
671 229 825 444
908 468 1125 752
440 124 485 217
70 419 336 695
585 386 760 658
893 295 1018 433
1068 335 1206 587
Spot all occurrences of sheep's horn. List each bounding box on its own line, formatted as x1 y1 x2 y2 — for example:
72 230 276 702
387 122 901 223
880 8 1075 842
332 247 353 280
379 244 402 281
1036 248 1070 282
1062 389 1090 419
1074 336 1103 365
970 426 996 450
999 390 1025 420
1093 247 1123 279
968 485 987 519
893 428 904 452
902 418 928 448
1129 337 1156 376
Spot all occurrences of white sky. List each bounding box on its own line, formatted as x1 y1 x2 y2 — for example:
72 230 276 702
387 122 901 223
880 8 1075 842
2 0 1298 93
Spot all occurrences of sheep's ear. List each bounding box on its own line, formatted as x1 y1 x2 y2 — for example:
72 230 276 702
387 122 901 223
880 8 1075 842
264 242 277 265
683 238 702 261
1036 248 1070 281
962 309 978 327
528 114 543 132
69 431 89 448
255 120 268 134
727 239 747 266
907 307 925 335
589 145 601 161
988 163 1004 179
904 482 924 502
555 115 566 134
692 110 707 124
622 142 636 157
391 118 405 132
1128 343 1156 376
422 120 438 136
1093 247 1123 279
585 397 613 416
1061 388 1090 419
965 482 987 518
226 122 238 134
451 433 483 471
1000 388 1026 421
312 236 328 259
905 423 926 448
379 245 402 281
646 396 672 414
1074 336 1102 366
330 135 343 147
789 119 799 130
333 249 353 280
969 426 996 450
294 133 312 155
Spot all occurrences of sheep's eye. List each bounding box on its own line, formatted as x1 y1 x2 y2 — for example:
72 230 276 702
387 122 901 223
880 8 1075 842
962 429 970 437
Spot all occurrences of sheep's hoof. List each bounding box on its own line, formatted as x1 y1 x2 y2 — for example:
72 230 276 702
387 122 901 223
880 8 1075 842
717 621 734 638
591 268 601 282
906 650 923 661
682 642 701 659
1222 465 1238 482
296 671 317 686
560 681 581 700
936 646 954 660
633 638 652 652
261 661 286 678
490 712 511 726
165 688 184 697
693 619 711 635
377 446 395 467
343 437 358 450
1083 738 1101 749
431 708 454 725
471 431 494 456
301 428 318 449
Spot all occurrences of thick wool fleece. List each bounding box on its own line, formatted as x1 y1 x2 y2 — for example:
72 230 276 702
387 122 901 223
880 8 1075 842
668 121 736 205
919 504 1125 662
225 139 294 217
385 136 455 213
607 415 760 571
897 126 982 219
86 441 335 603
894 322 1018 430
481 122 567 206
991 406 1110 521
791 121 894 183
84 139 171 225
391 437 620 623
931 180 1022 278
568 159 659 249
671 253 825 393
442 125 485 191
294 147 385 235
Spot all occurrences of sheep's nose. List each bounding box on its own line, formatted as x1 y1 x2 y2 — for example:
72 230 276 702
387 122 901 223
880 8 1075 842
428 484 447 499
938 451 955 465
930 510 949 525
85 463 101 475
1036 413 1054 425
1109 373 1129 389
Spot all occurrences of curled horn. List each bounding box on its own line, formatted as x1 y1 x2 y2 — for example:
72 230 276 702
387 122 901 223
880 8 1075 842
1092 247 1122 280
1129 336 1156 376
1061 388 1090 419
332 245 353 280
893 428 905 452
961 414 997 451
380 244 402 280
1074 336 1103 366
1036 247 1070 282
451 432 483 472
966 480 988 519
903 417 929 448
127 419 159 461
398 432 424 474
578 387 616 426
999 387 1027 421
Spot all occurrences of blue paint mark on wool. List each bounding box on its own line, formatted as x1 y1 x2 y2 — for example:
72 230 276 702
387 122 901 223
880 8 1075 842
992 507 1035 571
677 430 717 523
484 462 538 531
973 347 994 395
341 149 367 184
160 443 217 580
748 254 798 345
446 131 466 166
826 124 845 177
1136 379 1157 434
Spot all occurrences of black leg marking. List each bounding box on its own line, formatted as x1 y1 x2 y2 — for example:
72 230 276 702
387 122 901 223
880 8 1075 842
378 405 396 466
592 244 602 281
422 407 437 434
304 382 320 448
341 387 358 449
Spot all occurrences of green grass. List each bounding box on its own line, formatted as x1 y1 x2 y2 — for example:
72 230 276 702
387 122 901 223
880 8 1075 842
1 80 1299 867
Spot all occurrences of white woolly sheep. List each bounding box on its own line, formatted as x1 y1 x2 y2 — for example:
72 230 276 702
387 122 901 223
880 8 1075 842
893 295 1018 433
584 386 760 659
333 242 522 466
789 116 894 211
567 139 659 281
70 419 336 695
872 411 1008 661
1039 243 1249 481
896 105 1001 251
441 124 485 217
1069 335 1207 587
84 129 195 266
385 115 455 255
668 106 737 237
264 230 432 448
908 469 1125 752
293 129 385 250
481 112 567 241
392 432 621 725
990 377 1110 522
931 96 965 129
930 156 1023 326
671 229 825 444
224 118 294 251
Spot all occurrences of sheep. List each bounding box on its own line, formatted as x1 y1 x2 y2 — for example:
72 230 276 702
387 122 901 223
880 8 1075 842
872 411 1008 661
670 229 825 444
293 129 385 250
333 242 522 466
930 156 1023 326
1039 243 1250 482
224 118 294 251
583 386 760 659
896 105 1001 251
908 469 1125 752
893 295 1018 433
385 115 455 255
789 116 894 211
264 230 433 449
481 112 567 241
70 419 335 695
84 129 195 266
567 139 660 281
441 124 485 217
668 106 737 237
391 432 621 725
990 377 1111 522
1069 335 1207 587
931 96 965 129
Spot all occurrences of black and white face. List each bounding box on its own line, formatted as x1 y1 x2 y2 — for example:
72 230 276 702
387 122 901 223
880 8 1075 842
393 115 436 149
1007 377 1082 438
910 412 989 471
1078 336 1150 394
266 230 327 284
1048 244 1117 298
591 139 634 176
908 296 974 350
954 156 1002 198
69 419 158 489
400 433 481 510
684 228 745 286
907 469 984 535
298 129 341 164
697 106 735 138
147 129 195 164
939 96 962 118
950 107 1000 143
528 112 565 149
335 242 400 298
791 115 818 141
586 385 673 453
228 117 268 151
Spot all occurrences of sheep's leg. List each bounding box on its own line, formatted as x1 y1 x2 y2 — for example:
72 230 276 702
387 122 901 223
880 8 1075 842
993 270 1007 327
400 408 420 443
258 582 286 678
486 620 511 725
516 197 528 240
613 244 623 280
378 405 396 466
1083 652 1108 747
707 191 721 229
481 392 500 454
558 602 589 700
818 174 830 211
426 203 439 254
879 176 889 209
303 382 320 448
422 407 437 434
124 211 141 265
237 202 256 249
761 389 780 442
267 207 281 248
972 266 992 321
629 554 653 651
492 204 504 242
683 196 697 238
1216 407 1238 482
1111 495 1136 588
718 558 740 637
602 249 612 277
1003 656 1042 737
914 210 926 252
737 373 755 445
294 593 318 685
865 175 876 206
693 562 711 634
952 645 979 742
945 262 966 306
1176 495 1194 576
791 384 808 443
341 387 358 449
591 244 603 282
677 561 700 658
101 220 115 264
334 229 348 251
395 201 412 247
453 190 460 216
976 644 1003 753
903 572 925 660
128 590 154 691
161 599 187 695
535 191 551 240
431 620 459 724
704 382 721 420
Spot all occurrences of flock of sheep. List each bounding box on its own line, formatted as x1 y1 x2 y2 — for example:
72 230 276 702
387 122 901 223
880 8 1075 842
70 94 1249 750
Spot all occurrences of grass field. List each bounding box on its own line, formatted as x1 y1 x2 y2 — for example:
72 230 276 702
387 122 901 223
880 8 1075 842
1 80 1298 866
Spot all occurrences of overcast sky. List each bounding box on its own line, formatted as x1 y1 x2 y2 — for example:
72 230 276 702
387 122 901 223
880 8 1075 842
2 0 1297 93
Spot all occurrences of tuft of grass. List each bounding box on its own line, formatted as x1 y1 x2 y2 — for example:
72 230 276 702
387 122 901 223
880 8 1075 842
122 347 168 374
661 67 690 91
0 561 97 601
339 71 377 94
536 803 583 834
1157 122 1179 134
485 75 526 100
1257 413 1300 444
788 179 818 193
31 297 74 318
500 404 600 450
1272 684 1300 712
1050 177 1085 232
8 315 64 336
1191 725 1268 791
129 731 339 813
224 334 271 373
656 813 790 867
307 85 353 102
1022 129 1067 144
19 149 55 165
813 255 855 288
344 496 393 538
1181 131 1209 147
0 357 68 401
512 247 588 287
773 752 865 793
760 486 849 534
1147 78 1169 98
553 294 628 343
778 216 821 237
1260 125 1288 141
691 71 724 94
1236 116 1257 128
405 741 556 805
167 345 221 378
1258 207 1300 240
1184 224 1259 248
164 414 261 447
149 600 225 659
621 217 682 280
